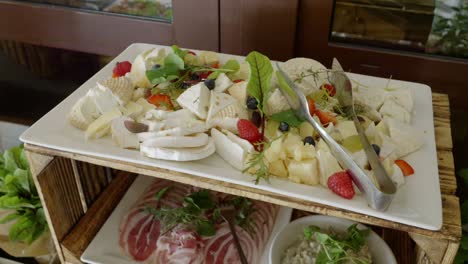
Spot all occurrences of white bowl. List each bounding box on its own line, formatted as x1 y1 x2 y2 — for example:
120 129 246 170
269 215 397 264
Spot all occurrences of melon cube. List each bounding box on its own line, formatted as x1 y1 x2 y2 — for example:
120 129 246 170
287 159 320 185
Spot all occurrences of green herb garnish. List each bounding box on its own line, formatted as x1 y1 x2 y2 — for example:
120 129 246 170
208 59 240 79
0 145 47 244
303 224 371 264
243 138 282 184
270 110 305 127
245 51 274 115
145 189 255 237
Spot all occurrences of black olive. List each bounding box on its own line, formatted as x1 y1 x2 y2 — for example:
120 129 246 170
303 136 315 146
246 97 258 110
279 122 290 132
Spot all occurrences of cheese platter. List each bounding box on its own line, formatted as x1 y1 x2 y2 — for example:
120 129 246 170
20 43 441 230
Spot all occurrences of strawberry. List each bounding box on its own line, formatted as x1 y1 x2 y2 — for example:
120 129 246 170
327 171 355 199
316 110 337 126
212 62 220 69
237 119 262 144
320 83 336 97
112 61 132 78
395 160 414 176
147 94 174 109
198 71 213 80
188 51 196 55
233 79 243 83
307 98 317 116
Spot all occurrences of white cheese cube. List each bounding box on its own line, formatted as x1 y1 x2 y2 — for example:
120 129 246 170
214 73 233 92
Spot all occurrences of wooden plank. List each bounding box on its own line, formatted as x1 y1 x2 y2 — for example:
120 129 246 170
74 161 110 206
35 157 85 242
438 150 457 195
70 160 88 213
61 172 136 260
23 142 462 242
24 151 64 263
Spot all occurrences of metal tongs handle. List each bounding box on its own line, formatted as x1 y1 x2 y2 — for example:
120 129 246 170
276 63 396 211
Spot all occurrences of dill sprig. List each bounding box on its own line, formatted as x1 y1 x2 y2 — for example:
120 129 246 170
243 141 271 185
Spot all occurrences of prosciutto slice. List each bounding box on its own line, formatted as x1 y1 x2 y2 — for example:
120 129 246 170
119 178 279 263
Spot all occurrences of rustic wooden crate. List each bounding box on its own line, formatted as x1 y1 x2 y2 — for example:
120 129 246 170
24 93 460 264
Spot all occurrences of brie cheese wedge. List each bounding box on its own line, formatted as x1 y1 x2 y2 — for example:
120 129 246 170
282 58 328 96
121 101 144 119
68 96 98 130
142 133 209 148
353 85 387 111
386 87 413 112
207 117 239 134
98 76 134 105
87 84 121 114
228 81 247 104
211 128 246 170
111 116 139 149
140 138 215 161
379 99 411 123
385 118 423 158
214 73 233 92
177 83 211 119
316 139 342 186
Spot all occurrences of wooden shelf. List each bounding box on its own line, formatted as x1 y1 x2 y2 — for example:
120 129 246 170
24 93 461 264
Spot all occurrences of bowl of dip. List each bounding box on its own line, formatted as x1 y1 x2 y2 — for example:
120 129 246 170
269 215 396 264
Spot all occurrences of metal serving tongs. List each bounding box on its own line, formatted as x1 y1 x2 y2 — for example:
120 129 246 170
276 59 396 211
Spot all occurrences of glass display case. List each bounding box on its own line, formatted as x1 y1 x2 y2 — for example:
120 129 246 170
17 0 173 22
331 0 468 58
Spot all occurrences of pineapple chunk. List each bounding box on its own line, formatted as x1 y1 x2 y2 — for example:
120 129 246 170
264 138 286 163
265 120 281 140
299 122 315 138
335 120 358 139
284 133 303 158
293 144 317 161
268 160 288 178
287 159 320 185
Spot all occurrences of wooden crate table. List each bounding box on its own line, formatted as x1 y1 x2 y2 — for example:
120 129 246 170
23 93 461 264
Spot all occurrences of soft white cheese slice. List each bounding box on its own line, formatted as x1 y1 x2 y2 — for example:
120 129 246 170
385 117 423 158
87 84 121 114
224 129 254 153
140 137 215 161
176 83 211 119
386 87 413 112
379 99 411 123
353 85 387 111
98 76 134 105
68 96 98 130
211 128 246 170
121 101 144 119
164 109 198 129
110 116 139 149
228 81 247 104
142 133 209 148
316 139 342 186
282 58 328 96
135 97 156 113
214 73 233 92
207 117 239 134
137 120 207 141
266 88 291 115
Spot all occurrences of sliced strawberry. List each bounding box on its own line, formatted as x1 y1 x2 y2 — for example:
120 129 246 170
320 83 336 97
233 79 243 83
188 51 196 55
237 119 262 144
212 62 220 69
112 61 132 78
198 71 212 80
395 160 414 176
327 171 355 199
316 110 337 126
307 98 317 116
147 94 174 109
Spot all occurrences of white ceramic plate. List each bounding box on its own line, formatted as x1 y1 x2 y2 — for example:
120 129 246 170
81 175 293 264
269 215 397 264
20 43 441 230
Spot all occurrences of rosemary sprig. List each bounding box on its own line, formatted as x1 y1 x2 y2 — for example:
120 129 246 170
243 141 270 185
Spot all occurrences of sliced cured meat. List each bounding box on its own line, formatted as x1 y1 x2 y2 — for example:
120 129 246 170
119 178 279 263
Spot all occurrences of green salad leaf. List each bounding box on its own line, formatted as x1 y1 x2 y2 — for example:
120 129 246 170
208 59 240 79
171 45 189 60
146 52 185 85
270 110 305 127
276 70 297 102
245 51 273 115
0 145 47 244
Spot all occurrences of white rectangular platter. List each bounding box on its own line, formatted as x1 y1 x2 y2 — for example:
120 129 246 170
20 43 442 230
81 174 293 264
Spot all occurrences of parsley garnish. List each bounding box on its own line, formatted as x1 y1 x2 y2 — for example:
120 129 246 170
303 224 371 264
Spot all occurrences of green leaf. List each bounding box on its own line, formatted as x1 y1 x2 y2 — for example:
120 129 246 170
270 110 305 127
245 51 273 114
303 225 320 240
171 45 188 60
154 186 171 201
0 213 20 224
165 53 185 70
276 70 297 102
3 149 19 172
196 220 216 236
185 190 215 210
14 168 30 193
9 214 34 243
208 59 241 80
315 232 330 243
19 147 29 170
0 195 35 210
